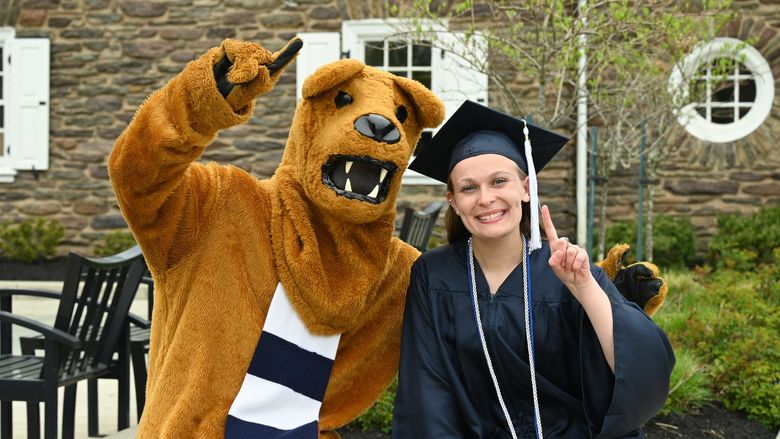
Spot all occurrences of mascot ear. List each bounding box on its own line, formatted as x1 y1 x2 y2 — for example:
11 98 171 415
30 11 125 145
393 75 445 129
302 59 365 99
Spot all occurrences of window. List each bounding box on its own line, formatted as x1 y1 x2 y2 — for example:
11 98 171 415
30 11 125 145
341 19 488 184
0 27 14 182
669 37 774 143
0 29 50 182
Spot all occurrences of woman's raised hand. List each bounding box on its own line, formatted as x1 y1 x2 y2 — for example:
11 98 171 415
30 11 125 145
541 205 595 297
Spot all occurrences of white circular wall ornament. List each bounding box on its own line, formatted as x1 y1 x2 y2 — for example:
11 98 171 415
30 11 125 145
669 37 774 144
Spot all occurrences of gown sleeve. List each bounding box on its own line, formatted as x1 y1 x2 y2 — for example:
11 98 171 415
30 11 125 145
581 268 676 438
392 260 464 438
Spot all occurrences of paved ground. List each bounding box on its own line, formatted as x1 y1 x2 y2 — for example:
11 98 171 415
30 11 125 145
5 281 779 439
1 281 146 439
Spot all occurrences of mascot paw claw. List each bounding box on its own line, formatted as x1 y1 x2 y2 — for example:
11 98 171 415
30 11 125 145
596 243 667 317
213 38 302 110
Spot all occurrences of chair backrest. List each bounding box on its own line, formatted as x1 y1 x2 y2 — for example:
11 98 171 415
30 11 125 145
398 201 445 252
53 246 146 377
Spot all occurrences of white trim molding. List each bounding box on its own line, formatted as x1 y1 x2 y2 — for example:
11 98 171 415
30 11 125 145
669 37 774 144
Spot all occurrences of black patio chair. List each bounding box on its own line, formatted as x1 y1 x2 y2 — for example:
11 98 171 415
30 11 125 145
398 201 445 252
0 246 146 439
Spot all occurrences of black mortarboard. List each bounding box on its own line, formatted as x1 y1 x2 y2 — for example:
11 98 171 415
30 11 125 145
409 100 569 250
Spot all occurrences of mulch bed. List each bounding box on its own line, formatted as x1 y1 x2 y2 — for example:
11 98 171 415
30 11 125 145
339 404 776 438
0 257 69 281
4 259 777 439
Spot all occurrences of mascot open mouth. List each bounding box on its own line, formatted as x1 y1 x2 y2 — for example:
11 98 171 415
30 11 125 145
322 155 398 204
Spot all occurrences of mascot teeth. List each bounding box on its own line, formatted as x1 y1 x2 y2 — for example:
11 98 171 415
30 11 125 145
322 154 399 204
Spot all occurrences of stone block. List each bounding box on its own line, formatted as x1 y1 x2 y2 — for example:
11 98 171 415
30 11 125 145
223 13 257 25
730 171 765 181
259 12 304 28
225 0 279 9
119 1 167 17
234 139 284 152
20 201 62 215
664 179 739 195
743 182 780 195
48 17 72 27
61 28 104 39
206 28 236 39
20 9 48 26
160 28 203 40
74 199 109 215
310 6 340 19
122 41 175 59
91 214 128 229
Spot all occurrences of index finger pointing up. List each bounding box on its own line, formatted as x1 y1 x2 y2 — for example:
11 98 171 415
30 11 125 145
541 205 559 242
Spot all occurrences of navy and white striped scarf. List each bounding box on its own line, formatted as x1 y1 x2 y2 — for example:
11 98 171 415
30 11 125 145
225 284 341 438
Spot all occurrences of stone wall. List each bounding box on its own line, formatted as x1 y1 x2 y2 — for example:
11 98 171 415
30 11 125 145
0 0 778 257
604 6 780 251
2 0 359 254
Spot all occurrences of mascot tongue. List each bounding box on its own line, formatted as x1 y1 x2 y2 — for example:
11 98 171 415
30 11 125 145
270 168 398 334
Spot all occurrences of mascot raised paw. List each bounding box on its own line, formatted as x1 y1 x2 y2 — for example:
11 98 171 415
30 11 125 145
597 243 668 316
109 37 444 438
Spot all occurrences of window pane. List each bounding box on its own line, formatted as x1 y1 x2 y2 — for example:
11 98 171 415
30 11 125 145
365 41 384 67
0 48 3 72
0 106 3 128
738 78 756 103
390 70 407 78
694 106 707 120
388 41 407 67
710 106 735 124
738 107 751 119
412 71 431 89
412 43 431 66
711 78 735 104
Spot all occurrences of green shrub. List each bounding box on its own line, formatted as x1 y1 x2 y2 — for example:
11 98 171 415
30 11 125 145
349 379 396 434
664 268 780 429
0 218 64 263
94 230 137 257
661 347 713 415
602 215 697 268
709 206 780 271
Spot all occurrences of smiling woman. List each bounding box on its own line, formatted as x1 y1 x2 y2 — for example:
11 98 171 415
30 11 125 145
393 100 675 439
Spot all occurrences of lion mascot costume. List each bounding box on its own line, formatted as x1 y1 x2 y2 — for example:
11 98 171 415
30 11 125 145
109 37 665 438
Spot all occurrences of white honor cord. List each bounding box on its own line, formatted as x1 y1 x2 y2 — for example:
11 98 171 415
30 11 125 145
467 237 517 439
467 237 544 439
523 239 544 438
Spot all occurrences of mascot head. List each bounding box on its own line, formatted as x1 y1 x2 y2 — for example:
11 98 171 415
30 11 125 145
282 59 444 224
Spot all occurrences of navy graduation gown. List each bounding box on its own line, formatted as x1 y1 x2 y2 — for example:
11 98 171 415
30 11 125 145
392 239 674 439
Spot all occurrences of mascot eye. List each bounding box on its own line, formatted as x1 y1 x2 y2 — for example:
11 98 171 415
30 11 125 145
395 105 408 123
335 91 353 108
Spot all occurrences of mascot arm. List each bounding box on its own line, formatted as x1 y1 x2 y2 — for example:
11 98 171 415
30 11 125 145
108 38 301 271
596 243 668 317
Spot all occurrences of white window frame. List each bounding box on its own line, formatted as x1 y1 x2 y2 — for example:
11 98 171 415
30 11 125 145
669 37 774 144
0 27 16 182
342 19 489 186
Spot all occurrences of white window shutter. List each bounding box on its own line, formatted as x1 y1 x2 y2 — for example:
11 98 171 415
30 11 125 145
295 32 341 101
8 38 50 171
432 33 488 121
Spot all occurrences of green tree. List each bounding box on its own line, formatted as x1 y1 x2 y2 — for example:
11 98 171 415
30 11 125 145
389 0 733 259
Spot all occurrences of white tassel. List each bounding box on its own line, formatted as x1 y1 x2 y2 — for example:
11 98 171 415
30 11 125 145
523 121 541 251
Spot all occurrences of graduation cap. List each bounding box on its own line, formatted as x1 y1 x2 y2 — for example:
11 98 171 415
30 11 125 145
409 100 569 250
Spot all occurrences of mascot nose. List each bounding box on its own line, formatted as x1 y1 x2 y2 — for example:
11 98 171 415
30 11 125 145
354 114 401 144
